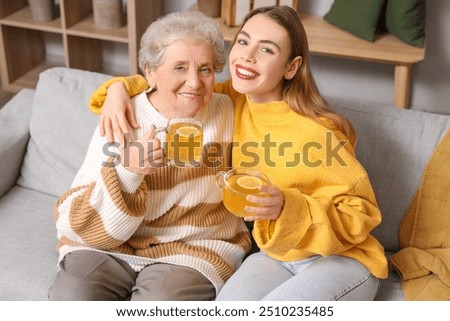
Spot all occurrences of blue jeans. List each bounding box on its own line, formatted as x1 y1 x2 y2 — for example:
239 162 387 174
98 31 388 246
215 251 380 301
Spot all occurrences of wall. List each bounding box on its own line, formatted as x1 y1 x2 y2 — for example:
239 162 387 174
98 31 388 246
300 0 450 115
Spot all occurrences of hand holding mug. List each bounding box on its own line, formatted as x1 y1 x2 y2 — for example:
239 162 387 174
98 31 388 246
120 125 164 175
216 168 283 220
242 184 284 221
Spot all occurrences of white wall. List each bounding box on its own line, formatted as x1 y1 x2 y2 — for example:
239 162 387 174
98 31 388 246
300 0 450 115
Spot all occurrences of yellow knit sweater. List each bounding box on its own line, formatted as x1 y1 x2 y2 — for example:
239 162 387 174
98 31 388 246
90 76 388 279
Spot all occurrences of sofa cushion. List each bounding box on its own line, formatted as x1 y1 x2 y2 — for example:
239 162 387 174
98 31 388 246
329 97 450 252
375 251 403 300
385 0 426 48
0 186 58 300
324 0 385 42
17 68 112 197
0 89 34 198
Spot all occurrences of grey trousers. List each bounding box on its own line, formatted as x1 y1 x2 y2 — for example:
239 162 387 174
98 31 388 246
48 250 215 301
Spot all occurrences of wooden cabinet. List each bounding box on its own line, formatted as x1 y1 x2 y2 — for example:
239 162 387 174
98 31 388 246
0 0 163 92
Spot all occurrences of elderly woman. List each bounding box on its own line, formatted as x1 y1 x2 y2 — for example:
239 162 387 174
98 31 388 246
48 11 251 301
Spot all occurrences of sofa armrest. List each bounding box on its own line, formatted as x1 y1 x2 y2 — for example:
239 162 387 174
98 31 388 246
0 89 35 198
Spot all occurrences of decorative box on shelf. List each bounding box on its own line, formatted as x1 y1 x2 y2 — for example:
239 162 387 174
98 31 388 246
221 0 298 27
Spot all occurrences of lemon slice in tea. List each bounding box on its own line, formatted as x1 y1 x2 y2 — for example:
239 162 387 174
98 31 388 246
236 175 263 191
177 126 201 137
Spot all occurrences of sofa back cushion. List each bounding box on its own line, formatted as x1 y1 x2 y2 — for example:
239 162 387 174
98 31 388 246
17 67 111 197
330 97 450 252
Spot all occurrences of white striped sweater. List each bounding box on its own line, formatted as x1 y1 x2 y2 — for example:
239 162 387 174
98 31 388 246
54 92 251 293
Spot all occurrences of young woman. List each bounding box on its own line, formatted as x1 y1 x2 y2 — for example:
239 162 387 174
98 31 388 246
89 6 388 300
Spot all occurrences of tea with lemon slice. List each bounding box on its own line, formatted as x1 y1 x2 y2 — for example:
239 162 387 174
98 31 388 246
217 169 270 217
166 121 203 165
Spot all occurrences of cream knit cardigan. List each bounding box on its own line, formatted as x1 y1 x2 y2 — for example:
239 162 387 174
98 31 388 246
54 92 251 293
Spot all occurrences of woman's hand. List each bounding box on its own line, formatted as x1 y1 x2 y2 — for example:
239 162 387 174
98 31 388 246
100 81 139 145
244 185 284 221
120 125 164 175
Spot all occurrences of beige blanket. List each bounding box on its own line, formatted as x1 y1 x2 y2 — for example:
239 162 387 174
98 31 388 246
390 130 450 300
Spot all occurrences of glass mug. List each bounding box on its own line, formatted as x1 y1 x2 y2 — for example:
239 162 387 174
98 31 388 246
215 168 271 217
153 117 203 167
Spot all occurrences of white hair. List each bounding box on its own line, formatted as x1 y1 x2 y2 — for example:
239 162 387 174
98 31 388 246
138 11 226 73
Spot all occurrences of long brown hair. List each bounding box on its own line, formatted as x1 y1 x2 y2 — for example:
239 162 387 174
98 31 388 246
238 6 356 146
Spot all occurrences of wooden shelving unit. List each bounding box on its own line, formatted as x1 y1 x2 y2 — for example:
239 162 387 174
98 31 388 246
0 0 163 92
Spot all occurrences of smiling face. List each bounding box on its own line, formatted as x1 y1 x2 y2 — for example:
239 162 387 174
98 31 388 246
145 39 215 118
229 14 299 103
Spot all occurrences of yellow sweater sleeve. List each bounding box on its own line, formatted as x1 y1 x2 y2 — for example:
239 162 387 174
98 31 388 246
214 79 240 105
88 75 148 114
253 176 387 278
254 177 381 255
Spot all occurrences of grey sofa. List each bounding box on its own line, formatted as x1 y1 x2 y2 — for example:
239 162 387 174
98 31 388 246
1 67 449 301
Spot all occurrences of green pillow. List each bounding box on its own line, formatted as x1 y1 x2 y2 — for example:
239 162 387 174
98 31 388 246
385 0 426 48
324 0 386 42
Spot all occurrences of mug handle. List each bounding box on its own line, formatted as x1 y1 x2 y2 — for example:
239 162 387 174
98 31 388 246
215 171 226 188
150 126 168 164
150 126 167 139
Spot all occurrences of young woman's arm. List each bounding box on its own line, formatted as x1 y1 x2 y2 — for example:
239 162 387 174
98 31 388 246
89 75 148 143
213 79 240 104
89 76 238 143
89 75 147 114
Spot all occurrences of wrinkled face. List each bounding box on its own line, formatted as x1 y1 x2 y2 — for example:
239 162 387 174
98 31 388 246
146 39 215 118
229 14 293 103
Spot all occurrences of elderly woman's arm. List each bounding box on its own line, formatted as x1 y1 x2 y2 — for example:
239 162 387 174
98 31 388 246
53 127 150 250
